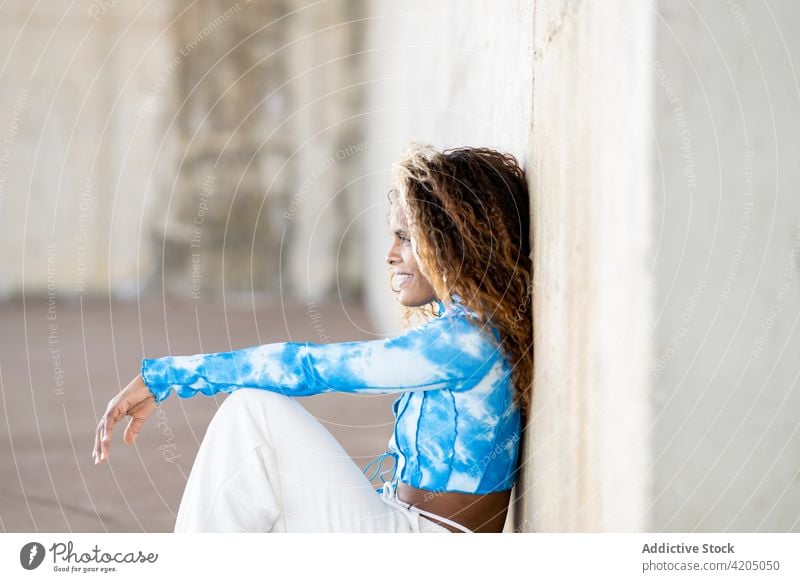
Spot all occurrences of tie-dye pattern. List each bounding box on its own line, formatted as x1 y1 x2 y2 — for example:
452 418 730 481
140 295 522 494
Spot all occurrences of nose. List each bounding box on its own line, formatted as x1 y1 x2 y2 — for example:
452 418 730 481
386 239 401 266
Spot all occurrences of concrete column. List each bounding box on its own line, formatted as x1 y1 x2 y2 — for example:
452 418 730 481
281 0 368 303
521 0 655 531
157 0 289 299
157 0 367 302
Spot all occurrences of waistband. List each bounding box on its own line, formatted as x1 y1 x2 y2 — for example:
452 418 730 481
379 480 473 534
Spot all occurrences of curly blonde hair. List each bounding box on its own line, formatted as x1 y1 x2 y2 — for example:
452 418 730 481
386 143 533 417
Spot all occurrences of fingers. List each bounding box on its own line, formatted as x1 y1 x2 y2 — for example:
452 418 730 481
94 393 156 464
93 398 123 465
94 417 108 465
102 415 110 462
93 418 106 465
93 421 100 465
101 402 121 462
123 415 145 445
123 397 156 445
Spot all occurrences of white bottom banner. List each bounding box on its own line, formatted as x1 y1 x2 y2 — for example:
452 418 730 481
0 533 797 581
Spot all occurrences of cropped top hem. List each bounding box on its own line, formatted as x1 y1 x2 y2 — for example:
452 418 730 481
395 478 514 496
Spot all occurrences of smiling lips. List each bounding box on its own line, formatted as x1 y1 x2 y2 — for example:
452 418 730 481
395 272 414 287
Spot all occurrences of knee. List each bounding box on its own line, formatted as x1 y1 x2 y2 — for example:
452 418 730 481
218 388 300 426
222 388 289 412
215 389 311 449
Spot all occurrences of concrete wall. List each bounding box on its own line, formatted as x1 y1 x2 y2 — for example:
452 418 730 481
650 0 800 531
525 0 654 531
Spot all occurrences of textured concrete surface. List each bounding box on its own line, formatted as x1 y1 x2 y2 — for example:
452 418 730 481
526 0 654 531
0 297 395 532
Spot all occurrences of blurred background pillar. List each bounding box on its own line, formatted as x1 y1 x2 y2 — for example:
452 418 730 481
0 1 173 298
157 0 367 302
0 0 369 302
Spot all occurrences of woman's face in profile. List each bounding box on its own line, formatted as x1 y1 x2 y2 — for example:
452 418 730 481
386 203 437 307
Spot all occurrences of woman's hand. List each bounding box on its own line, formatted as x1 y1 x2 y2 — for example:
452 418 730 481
92 374 157 465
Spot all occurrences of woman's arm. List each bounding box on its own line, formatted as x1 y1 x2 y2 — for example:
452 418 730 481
141 315 500 403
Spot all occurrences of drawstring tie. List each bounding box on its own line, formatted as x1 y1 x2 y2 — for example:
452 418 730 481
362 450 398 491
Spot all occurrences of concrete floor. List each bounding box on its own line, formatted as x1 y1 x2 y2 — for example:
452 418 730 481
0 296 396 532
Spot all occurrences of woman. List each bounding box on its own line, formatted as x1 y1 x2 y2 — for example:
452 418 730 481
92 143 532 533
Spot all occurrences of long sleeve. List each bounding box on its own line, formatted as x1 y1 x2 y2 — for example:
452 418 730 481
141 314 501 403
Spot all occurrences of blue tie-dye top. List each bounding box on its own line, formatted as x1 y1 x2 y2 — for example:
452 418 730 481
140 295 522 494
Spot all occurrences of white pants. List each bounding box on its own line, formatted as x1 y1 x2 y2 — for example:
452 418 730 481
173 388 454 533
